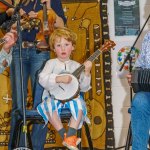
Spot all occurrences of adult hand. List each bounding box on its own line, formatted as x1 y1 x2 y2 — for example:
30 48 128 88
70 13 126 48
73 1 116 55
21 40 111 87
2 29 17 53
28 11 38 18
126 73 132 86
20 8 26 16
6 8 14 16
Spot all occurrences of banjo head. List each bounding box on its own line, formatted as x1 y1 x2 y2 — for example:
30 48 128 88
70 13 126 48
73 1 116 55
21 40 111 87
50 74 79 101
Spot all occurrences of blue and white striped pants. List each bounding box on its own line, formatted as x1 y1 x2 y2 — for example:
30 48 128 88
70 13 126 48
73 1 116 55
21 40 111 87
37 93 90 129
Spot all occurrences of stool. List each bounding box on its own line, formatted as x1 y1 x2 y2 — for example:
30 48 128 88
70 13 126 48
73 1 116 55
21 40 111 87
14 109 93 150
125 108 150 150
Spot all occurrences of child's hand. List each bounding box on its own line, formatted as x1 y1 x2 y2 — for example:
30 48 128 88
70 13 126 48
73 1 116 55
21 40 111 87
84 61 92 76
56 75 72 84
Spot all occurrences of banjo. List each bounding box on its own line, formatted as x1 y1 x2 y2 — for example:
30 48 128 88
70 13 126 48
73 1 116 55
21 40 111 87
49 40 116 101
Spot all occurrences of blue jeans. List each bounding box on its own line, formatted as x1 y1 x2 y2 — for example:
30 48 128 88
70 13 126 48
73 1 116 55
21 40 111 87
131 92 150 150
8 45 50 150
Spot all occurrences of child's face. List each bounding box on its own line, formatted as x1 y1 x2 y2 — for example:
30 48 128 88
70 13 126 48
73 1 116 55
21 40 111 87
54 37 74 61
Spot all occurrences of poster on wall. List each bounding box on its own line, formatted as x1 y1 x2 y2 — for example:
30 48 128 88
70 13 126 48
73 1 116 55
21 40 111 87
114 0 140 36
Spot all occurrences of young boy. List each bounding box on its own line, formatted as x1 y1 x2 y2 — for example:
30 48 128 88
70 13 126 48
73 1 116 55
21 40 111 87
37 27 92 150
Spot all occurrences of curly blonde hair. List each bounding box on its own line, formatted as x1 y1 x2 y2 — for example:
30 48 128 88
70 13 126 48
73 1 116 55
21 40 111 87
49 27 77 51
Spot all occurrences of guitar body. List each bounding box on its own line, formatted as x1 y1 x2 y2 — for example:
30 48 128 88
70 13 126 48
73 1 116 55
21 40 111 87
0 0 12 13
49 73 79 101
36 7 56 50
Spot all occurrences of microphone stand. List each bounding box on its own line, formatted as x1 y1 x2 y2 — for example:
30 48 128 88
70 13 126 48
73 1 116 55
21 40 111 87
11 1 31 149
119 13 150 150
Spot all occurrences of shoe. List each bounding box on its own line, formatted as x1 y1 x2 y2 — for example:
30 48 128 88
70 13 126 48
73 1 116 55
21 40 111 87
62 133 81 150
63 133 81 145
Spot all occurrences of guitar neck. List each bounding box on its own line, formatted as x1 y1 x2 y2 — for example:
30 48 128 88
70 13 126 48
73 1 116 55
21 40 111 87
43 3 48 21
73 49 101 78
43 2 49 34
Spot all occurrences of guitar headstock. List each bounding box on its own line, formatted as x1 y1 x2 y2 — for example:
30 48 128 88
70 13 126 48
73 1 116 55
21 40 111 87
101 40 116 52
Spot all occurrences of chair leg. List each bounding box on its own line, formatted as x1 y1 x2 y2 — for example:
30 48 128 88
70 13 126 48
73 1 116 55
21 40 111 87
77 129 82 150
27 121 33 149
83 122 93 150
148 137 150 150
15 120 24 148
125 121 132 150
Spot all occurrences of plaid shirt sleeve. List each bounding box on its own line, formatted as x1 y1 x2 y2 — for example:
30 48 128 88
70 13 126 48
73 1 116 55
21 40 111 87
0 48 12 73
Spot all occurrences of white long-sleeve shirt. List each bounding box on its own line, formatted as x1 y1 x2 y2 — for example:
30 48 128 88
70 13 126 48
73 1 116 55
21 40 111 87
39 58 91 93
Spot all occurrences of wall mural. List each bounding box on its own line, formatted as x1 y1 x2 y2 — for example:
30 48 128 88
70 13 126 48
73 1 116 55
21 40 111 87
0 0 115 149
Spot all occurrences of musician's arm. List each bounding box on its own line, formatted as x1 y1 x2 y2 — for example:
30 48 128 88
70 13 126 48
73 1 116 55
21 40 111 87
79 60 92 92
0 48 12 73
51 0 67 24
54 15 64 28
134 31 150 68
0 30 17 73
38 60 59 90
79 72 91 92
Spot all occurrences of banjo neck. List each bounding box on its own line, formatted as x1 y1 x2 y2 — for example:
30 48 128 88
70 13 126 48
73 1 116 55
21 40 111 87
73 49 102 78
73 40 115 78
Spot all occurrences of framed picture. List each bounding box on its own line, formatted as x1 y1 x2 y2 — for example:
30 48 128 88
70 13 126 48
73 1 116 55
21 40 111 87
114 0 140 36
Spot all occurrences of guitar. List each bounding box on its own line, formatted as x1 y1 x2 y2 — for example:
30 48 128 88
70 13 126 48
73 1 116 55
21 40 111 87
49 40 116 101
36 2 56 50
